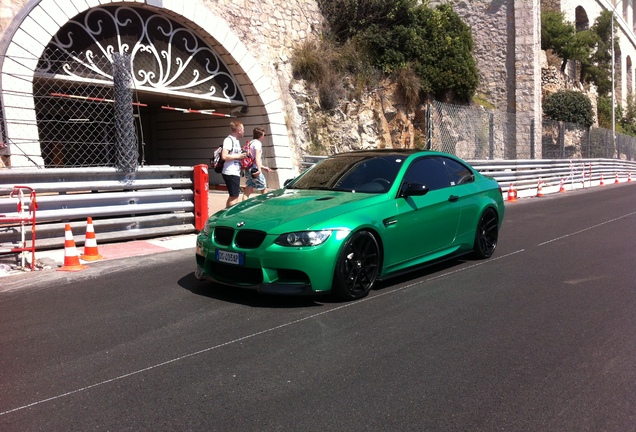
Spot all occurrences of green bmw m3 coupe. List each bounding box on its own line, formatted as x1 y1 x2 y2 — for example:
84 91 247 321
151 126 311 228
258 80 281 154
195 149 504 300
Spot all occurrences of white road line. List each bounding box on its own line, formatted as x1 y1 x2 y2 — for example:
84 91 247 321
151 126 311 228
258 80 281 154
424 249 526 282
0 298 374 416
1 248 526 417
537 211 636 247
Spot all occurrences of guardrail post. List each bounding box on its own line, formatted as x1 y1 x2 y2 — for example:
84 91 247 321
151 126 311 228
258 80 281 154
193 164 209 231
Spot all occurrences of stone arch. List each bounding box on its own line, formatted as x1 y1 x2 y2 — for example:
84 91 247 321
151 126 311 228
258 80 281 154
0 0 291 185
575 6 589 32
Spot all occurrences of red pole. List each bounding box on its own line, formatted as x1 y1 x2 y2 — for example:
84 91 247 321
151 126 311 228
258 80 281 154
193 164 209 231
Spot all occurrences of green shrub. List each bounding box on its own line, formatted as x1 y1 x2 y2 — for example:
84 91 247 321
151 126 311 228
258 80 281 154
315 0 478 104
543 90 594 127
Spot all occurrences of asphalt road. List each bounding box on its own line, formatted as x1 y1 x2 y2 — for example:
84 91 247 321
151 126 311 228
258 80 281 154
1 184 636 431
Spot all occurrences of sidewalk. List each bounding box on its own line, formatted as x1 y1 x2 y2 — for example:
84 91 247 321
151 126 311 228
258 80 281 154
0 190 230 278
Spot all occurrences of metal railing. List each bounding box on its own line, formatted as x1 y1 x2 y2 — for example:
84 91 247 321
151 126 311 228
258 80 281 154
301 155 636 194
470 158 636 193
0 166 196 250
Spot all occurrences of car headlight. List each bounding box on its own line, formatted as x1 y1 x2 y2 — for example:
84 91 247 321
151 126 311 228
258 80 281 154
275 230 332 247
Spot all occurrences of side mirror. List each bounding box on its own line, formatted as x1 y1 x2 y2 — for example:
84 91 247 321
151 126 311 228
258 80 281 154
399 183 429 198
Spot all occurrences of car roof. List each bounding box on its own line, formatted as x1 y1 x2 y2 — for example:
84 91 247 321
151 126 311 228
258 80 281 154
332 149 423 157
330 149 450 158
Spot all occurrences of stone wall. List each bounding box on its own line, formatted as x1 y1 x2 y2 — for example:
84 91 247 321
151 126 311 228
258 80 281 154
439 1 542 158
0 0 542 162
198 0 324 163
438 0 514 113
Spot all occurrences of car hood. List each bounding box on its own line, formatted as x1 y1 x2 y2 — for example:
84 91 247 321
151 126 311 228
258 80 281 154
208 188 387 233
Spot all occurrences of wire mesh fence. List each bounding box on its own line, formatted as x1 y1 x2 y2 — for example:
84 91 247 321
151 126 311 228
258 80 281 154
3 55 140 170
542 119 636 160
420 101 636 161
425 101 500 159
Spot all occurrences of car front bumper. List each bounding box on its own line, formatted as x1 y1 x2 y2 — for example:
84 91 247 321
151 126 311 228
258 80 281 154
195 232 347 295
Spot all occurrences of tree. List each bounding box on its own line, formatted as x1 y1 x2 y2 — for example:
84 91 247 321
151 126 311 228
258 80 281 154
317 0 479 103
543 90 594 127
542 10 576 71
317 0 415 43
540 10 616 94
619 94 636 136
584 10 617 96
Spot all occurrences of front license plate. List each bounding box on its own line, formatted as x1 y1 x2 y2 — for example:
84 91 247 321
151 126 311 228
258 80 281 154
216 249 244 266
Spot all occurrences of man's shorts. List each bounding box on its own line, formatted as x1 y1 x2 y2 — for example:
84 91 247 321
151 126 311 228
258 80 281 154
222 174 241 197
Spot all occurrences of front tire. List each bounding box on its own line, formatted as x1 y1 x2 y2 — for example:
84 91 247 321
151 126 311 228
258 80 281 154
473 208 498 259
332 231 381 300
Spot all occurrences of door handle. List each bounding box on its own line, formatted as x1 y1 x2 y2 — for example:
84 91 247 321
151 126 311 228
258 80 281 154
448 195 459 202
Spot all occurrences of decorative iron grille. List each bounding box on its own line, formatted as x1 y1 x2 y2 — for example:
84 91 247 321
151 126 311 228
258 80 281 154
37 5 244 105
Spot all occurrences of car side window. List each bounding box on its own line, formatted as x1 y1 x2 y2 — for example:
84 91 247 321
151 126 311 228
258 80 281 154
443 157 475 186
402 157 451 191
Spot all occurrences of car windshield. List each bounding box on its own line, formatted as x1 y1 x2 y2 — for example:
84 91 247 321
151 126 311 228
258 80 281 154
288 154 405 193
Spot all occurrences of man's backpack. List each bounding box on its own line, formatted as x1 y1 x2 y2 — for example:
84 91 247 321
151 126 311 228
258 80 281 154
240 144 254 169
211 146 224 173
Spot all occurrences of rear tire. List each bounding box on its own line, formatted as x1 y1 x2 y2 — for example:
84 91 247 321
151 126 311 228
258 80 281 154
332 231 380 300
472 208 498 259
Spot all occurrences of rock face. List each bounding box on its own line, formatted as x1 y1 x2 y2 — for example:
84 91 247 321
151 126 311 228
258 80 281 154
283 0 545 159
289 79 425 156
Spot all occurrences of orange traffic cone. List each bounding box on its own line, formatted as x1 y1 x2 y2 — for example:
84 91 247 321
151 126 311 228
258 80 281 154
615 172 620 184
536 180 544 197
629 172 633 183
559 178 566 193
600 174 605 186
80 217 103 261
507 183 517 202
57 224 89 272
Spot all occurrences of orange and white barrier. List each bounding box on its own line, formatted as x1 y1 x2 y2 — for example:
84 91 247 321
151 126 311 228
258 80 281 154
80 217 103 261
507 183 517 202
559 178 566 193
536 180 545 197
57 224 88 272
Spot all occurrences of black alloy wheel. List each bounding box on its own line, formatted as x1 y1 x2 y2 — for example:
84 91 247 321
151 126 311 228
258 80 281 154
332 230 381 300
473 208 498 259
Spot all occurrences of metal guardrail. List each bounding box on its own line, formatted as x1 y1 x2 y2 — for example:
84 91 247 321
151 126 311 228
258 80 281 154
0 166 196 250
470 158 636 191
2 157 634 254
301 155 636 192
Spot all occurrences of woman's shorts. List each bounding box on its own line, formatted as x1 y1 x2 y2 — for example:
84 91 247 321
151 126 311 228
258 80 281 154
245 171 267 190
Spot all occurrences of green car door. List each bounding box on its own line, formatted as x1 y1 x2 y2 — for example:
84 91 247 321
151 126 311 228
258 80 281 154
382 157 462 271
